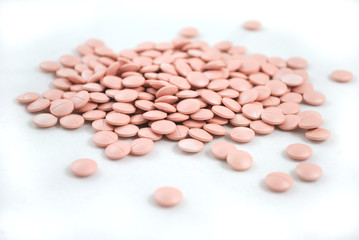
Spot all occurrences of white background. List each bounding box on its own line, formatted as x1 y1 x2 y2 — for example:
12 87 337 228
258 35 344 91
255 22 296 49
1 0 359 239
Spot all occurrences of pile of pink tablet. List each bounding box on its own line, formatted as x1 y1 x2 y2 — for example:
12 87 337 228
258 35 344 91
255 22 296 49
17 24 354 206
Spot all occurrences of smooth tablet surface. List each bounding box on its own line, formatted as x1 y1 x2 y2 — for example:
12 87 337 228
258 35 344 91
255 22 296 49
166 125 189 140
180 27 198 38
105 141 131 160
59 114 85 129
50 99 74 117
39 61 61 72
286 143 312 160
70 158 97 177
265 172 293 192
17 92 40 103
243 20 262 30
188 128 213 142
26 99 51 112
178 138 204 153
295 162 323 181
211 141 237 160
305 128 331 141
226 149 253 171
331 70 353 82
151 120 176 134
33 113 58 128
230 127 255 143
92 130 118 147
154 187 182 207
130 138 154 155
114 124 139 137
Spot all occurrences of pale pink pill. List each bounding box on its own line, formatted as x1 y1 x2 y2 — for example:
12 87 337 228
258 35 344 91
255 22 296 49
331 70 353 83
82 110 106 121
243 20 262 30
106 112 131 126
143 110 167 121
211 105 235 119
178 138 204 153
53 78 72 90
305 128 331 141
130 138 154 156
222 97 241 113
154 186 183 207
26 98 51 112
92 119 114 131
211 141 237 160
238 89 258 105
93 130 118 147
250 120 274 134
59 114 84 129
122 75 145 88
261 108 285 125
249 72 270 85
201 90 222 105
180 27 198 38
112 102 136 114
187 72 209 88
17 92 40 103
295 162 322 181
50 99 74 117
265 172 293 192
226 149 253 171
278 115 301 130
166 125 189 140
43 89 64 101
154 102 176 113
242 103 263 120
280 73 304 87
115 89 138 102
261 96 280 107
286 143 312 160
292 81 314 94
299 114 323 130
33 113 58 128
230 127 255 143
265 80 288 96
105 141 131 160
151 120 176 135
278 102 300 115
303 91 326 106
114 124 139 137
177 99 201 114
70 158 97 177
138 128 162 141
39 61 61 72
203 124 227 136
287 57 307 69
188 128 213 142
167 113 189 122
71 91 90 109
190 109 214 121
59 54 81 68
239 58 260 74
280 92 303 103
230 114 251 127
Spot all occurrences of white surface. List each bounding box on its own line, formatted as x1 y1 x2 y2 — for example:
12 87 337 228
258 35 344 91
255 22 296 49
1 0 359 239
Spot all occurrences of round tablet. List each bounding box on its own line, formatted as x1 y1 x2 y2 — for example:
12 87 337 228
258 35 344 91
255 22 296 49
92 131 118 147
261 108 285 125
303 91 326 106
287 57 307 69
243 20 261 30
154 186 183 207
92 119 114 131
70 158 97 177
187 71 209 88
105 141 131 160
305 128 331 141
33 113 58 128
265 172 293 192
211 105 235 119
278 115 300 131
130 138 154 156
17 92 40 103
166 125 189 140
250 120 274 134
106 112 131 126
226 149 253 171
59 114 84 129
138 128 162 141
230 127 255 143
114 124 139 137
188 128 213 142
151 120 176 134
43 89 64 101
203 124 227 136
211 141 237 160
180 27 198 38
230 114 252 127
26 98 51 112
71 91 90 109
50 99 74 117
295 162 323 181
115 89 138 102
39 61 61 72
286 143 312 160
331 70 353 83
201 90 222 105
280 73 304 87
178 138 204 153
177 99 201 114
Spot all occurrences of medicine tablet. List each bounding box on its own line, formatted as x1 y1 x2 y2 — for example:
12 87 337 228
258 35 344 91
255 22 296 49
265 172 293 192
211 141 237 160
243 20 262 30
59 114 85 129
105 141 131 160
33 113 58 128
17 92 40 103
226 149 253 171
286 143 312 160
154 186 183 207
230 127 255 143
295 162 322 181
180 27 198 38
305 128 331 141
92 130 118 147
70 158 97 177
331 70 353 82
178 138 204 153
130 138 154 155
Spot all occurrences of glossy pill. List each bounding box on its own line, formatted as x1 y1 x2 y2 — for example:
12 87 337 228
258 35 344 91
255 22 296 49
295 162 322 181
70 158 97 177
226 149 253 171
178 138 204 153
286 143 312 160
105 141 131 160
130 138 154 155
265 172 293 192
154 187 182 207
33 113 58 128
